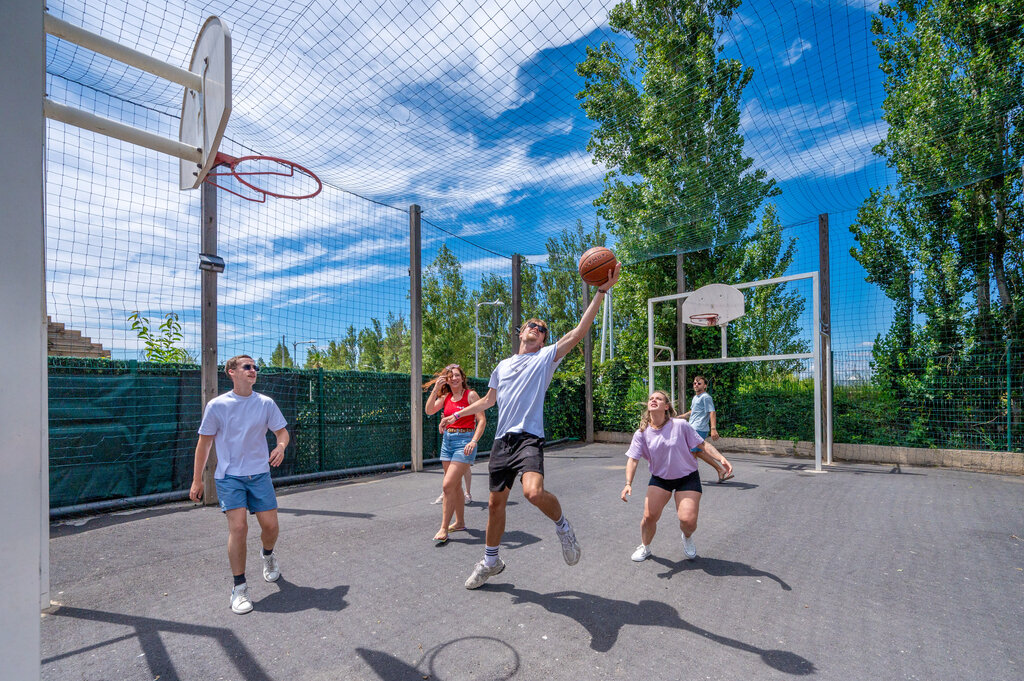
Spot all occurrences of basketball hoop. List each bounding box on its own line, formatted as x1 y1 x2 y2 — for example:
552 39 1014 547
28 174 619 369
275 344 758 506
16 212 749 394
204 152 323 202
689 313 720 327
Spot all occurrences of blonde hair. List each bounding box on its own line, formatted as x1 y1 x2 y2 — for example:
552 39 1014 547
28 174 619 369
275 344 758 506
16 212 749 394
639 390 676 432
422 363 466 397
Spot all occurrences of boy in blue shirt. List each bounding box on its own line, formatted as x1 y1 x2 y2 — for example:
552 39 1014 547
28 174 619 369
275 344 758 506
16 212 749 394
681 375 734 482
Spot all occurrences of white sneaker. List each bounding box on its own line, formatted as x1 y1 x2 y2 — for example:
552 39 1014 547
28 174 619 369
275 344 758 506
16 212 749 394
631 544 651 562
682 532 697 560
431 493 444 505
464 558 506 589
230 584 253 614
557 519 581 566
262 551 281 582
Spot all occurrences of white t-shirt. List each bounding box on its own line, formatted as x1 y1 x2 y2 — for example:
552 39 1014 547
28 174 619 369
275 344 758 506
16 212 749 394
198 391 287 479
625 418 704 479
688 392 715 432
488 343 562 439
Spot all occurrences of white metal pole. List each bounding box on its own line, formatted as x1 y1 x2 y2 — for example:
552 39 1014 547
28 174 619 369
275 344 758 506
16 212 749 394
608 291 614 360
44 99 202 162
647 299 655 393
474 303 480 378
2 3 45 678
600 293 608 363
812 272 822 471
45 13 203 92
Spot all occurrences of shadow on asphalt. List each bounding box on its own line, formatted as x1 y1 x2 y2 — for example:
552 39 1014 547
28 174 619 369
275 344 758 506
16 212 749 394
43 606 274 681
430 528 541 550
277 507 375 519
650 555 791 589
358 635 521 681
487 584 815 674
254 577 349 613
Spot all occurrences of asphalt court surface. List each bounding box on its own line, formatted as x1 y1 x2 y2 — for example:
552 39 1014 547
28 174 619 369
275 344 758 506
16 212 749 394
43 443 1023 680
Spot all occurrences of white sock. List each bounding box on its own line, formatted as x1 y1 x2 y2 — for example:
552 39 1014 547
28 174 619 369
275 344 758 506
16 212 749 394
483 545 500 567
555 515 570 533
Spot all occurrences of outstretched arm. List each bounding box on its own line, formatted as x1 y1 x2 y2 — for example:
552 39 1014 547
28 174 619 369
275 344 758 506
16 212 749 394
555 262 621 362
696 441 731 477
440 388 496 428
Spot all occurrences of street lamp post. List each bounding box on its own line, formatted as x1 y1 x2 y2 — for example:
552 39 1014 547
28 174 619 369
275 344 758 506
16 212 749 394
292 339 316 368
475 300 505 377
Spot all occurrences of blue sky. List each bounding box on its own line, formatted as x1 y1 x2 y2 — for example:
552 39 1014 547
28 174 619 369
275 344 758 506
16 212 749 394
44 0 897 366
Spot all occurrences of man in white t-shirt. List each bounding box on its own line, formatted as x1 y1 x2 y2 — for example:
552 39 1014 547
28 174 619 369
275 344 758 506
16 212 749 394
190 354 289 614
442 262 621 589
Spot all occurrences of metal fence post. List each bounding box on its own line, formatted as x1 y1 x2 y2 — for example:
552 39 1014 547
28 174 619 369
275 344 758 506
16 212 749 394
1008 339 1013 452
410 205 423 471
318 366 326 470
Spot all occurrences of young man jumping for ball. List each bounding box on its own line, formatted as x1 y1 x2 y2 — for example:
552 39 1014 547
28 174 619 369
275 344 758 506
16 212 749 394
441 262 621 589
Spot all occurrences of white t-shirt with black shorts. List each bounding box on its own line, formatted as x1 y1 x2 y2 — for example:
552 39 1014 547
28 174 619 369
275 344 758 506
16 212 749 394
486 343 562 490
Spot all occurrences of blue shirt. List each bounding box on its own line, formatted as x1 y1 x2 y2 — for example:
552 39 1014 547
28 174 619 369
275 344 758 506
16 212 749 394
688 392 715 432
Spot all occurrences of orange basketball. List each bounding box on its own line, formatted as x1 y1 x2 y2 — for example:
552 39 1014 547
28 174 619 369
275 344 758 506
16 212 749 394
578 246 618 286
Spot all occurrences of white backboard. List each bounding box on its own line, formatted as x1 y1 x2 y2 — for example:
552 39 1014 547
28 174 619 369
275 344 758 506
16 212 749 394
680 283 745 326
179 16 231 189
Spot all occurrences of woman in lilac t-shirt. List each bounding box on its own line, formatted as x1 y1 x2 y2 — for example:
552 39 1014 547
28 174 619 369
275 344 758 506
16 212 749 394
620 390 732 562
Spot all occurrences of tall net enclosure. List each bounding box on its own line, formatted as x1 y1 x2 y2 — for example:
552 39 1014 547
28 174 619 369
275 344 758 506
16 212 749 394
42 0 1023 509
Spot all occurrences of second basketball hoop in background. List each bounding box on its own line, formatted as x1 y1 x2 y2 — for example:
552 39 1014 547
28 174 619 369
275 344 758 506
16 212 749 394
579 247 618 286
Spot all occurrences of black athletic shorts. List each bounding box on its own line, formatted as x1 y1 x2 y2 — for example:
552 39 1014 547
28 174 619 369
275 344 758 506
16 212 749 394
489 432 545 492
649 469 702 494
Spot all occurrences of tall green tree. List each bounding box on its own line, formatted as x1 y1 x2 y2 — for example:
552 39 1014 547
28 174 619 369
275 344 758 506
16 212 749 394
422 244 474 372
270 339 293 368
382 311 410 372
852 0 1023 357
358 319 384 372
849 0 1023 448
577 0 787 381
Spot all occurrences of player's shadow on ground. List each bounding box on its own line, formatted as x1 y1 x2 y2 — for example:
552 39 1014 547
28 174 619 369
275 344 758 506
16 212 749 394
441 527 540 550
488 585 814 674
255 578 349 613
277 507 375 519
701 478 758 490
43 606 273 681
651 555 791 589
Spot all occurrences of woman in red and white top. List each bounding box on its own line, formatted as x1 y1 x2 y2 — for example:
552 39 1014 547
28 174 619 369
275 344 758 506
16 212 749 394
424 363 486 545
621 390 732 562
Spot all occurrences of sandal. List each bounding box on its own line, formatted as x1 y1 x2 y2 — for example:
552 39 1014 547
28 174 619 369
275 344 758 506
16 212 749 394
718 473 735 483
448 523 466 532
433 533 449 546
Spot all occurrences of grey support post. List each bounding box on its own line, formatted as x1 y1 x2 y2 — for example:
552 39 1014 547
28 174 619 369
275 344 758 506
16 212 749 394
200 180 220 504
410 205 423 472
511 254 522 354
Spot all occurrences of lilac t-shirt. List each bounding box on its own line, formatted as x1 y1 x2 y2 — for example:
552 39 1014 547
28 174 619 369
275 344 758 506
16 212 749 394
625 418 705 479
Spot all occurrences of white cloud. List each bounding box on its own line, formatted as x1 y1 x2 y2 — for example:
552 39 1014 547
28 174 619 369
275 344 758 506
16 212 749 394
782 38 813 67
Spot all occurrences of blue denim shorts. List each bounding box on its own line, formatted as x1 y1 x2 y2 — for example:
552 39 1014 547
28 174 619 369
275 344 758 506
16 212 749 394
692 429 709 453
214 472 278 513
440 430 477 465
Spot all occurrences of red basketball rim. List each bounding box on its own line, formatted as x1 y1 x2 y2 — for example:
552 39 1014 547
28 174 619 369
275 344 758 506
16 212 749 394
229 155 323 200
689 313 720 327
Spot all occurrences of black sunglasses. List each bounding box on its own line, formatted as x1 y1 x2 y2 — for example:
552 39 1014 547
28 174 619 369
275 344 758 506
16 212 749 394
239 364 259 372
517 321 547 334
